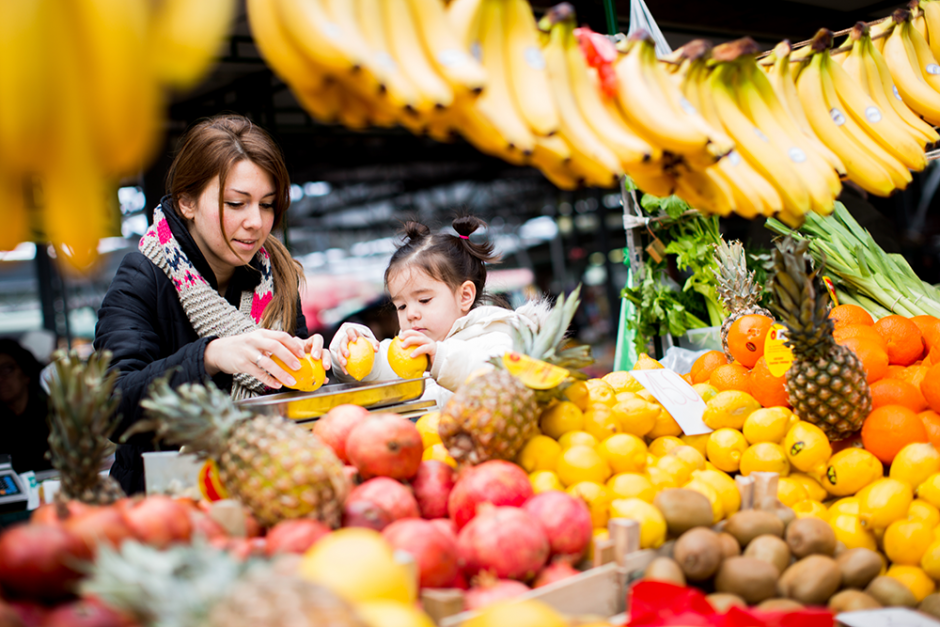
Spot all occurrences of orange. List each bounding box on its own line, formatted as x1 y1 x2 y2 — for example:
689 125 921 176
835 324 888 351
919 410 940 449
862 405 930 464
829 304 874 329
874 315 926 366
870 379 929 413
690 350 729 385
681 373 694 385
911 316 940 353
748 356 790 408
709 363 751 393
842 337 889 384
727 314 774 369
923 363 940 414
886 365 908 380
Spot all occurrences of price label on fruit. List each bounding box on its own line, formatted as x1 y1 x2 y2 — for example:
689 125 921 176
502 352 569 390
629 369 711 436
199 459 229 502
764 324 795 378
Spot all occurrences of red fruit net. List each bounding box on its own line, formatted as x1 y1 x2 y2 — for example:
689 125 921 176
574 26 619 97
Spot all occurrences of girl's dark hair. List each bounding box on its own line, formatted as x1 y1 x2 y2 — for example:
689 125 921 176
385 216 503 309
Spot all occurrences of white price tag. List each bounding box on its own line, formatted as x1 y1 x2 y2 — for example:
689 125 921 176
628 369 712 436
838 608 940 627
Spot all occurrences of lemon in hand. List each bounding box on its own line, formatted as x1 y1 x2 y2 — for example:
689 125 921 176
346 336 375 381
388 335 428 379
271 352 326 392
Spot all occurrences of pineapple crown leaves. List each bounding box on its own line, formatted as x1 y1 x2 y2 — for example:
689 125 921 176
769 237 834 354
133 375 255 458
713 238 764 307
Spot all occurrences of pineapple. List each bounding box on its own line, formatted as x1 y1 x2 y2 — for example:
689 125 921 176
46 350 125 505
82 540 367 627
714 238 774 360
136 379 348 528
439 286 593 465
769 238 871 440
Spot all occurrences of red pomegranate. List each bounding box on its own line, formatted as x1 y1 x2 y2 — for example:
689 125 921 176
188 511 227 542
347 477 419 521
7 601 47 627
429 518 457 542
0 598 25 627
533 560 581 588
463 575 530 611
448 461 533 529
411 461 455 519
342 500 393 531
345 414 422 480
0 523 92 600
264 519 331 556
313 404 369 463
457 506 549 581
63 506 135 553
342 465 360 486
382 518 460 588
29 501 89 526
41 599 136 627
522 491 592 559
121 496 193 549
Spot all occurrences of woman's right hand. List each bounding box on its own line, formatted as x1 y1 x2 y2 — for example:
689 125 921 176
329 325 379 375
204 329 306 389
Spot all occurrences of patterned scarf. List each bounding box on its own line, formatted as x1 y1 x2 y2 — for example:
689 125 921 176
139 204 274 401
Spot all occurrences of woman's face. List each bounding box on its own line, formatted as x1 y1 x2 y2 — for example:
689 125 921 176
178 159 276 281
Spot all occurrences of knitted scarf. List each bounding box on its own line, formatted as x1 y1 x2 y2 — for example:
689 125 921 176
139 204 274 401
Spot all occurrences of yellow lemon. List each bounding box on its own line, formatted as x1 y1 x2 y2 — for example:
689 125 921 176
683 478 724 523
829 514 878 551
609 498 666 548
585 379 617 407
916 473 940 508
567 481 612 528
422 443 457 468
704 461 720 472
607 472 656 502
530 470 564 493
792 499 829 520
539 401 584 440
829 497 860 516
646 453 659 468
516 435 562 473
692 382 719 403
648 436 684 457
692 468 741 516
583 404 623 442
615 391 639 404
742 407 797 444
356 600 436 627
668 445 706 471
636 389 656 403
885 518 934 565
645 465 679 491
739 442 791 477
819 448 884 497
886 565 936 602
891 443 940 489
463 599 568 627
602 370 644 393
557 430 598 450
777 477 810 507
782 421 832 475
387 336 429 379
655 455 694 485
702 390 762 430
596 433 647 474
646 408 683 439
415 411 441 449
271 352 326 392
858 478 913 530
680 433 710 457
633 353 665 370
909 500 940 527
563 380 591 411
706 428 748 473
616 398 659 437
345 337 375 381
788 473 828 502
921 539 940 579
557 445 611 487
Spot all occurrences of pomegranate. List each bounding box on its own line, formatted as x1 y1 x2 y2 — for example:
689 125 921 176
29 501 88 526
347 477 419 521
533 560 580 588
457 506 549 581
342 465 360 486
342 500 393 531
345 414 422 480
64 507 135 553
121 496 192 549
0 524 92 600
264 519 331 556
382 519 459 588
411 461 455 519
243 512 263 538
429 518 457 542
7 602 46 627
463 575 530 610
522 491 592 559
448 461 532 529
0 599 25 627
41 599 135 627
313 404 369 463
188 511 227 542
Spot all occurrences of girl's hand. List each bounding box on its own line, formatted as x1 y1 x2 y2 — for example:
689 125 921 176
399 330 437 365
331 326 380 375
205 329 306 389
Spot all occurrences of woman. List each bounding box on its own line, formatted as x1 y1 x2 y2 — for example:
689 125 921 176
0 338 52 474
94 115 329 494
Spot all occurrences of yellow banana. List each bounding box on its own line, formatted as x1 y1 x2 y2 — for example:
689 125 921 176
322 0 387 99
865 35 940 140
915 10 929 41
627 160 678 198
386 0 454 109
871 20 894 53
447 0 485 53
273 0 363 74
149 0 237 89
673 163 734 217
294 81 342 124
906 17 940 95
504 0 559 136
884 16 940 124
407 0 487 94
531 135 579 190
246 0 326 94
923 0 940 60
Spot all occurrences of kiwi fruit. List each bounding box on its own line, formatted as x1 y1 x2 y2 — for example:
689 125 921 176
706 593 746 613
833 540 847 557
866 576 918 608
723 510 785 547
717 532 741 559
743 534 791 575
756 598 804 612
919 593 940 619
714 556 779 604
673 527 723 581
654 489 715 536
836 548 884 590
785 517 837 558
829 590 882 613
778 555 841 605
644 556 686 586
775 506 796 529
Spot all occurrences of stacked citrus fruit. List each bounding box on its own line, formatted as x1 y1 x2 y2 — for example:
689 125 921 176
415 410 459 469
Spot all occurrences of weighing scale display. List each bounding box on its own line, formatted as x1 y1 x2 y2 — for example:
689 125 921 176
0 474 21 497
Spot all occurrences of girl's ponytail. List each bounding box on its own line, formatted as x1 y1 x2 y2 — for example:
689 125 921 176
452 216 499 266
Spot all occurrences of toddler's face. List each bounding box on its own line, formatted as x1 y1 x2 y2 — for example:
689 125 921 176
388 267 472 342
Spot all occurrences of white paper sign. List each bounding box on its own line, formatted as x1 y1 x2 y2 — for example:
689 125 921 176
837 608 940 627
629 369 712 436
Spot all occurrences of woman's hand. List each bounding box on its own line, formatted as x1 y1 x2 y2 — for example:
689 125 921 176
331 326 380 375
400 330 437 365
205 329 309 390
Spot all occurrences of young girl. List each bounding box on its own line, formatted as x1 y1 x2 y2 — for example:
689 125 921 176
329 216 549 405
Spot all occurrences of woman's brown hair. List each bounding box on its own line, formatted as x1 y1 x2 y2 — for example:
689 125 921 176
166 114 303 332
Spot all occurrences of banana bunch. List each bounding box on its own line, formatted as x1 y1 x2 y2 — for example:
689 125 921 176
877 8 940 128
0 0 236 269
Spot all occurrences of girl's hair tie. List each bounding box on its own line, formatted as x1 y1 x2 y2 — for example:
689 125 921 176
458 234 469 239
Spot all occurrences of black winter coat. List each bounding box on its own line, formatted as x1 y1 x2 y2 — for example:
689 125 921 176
94 199 307 495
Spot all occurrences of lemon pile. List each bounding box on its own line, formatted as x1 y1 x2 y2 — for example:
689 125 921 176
416 411 458 469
